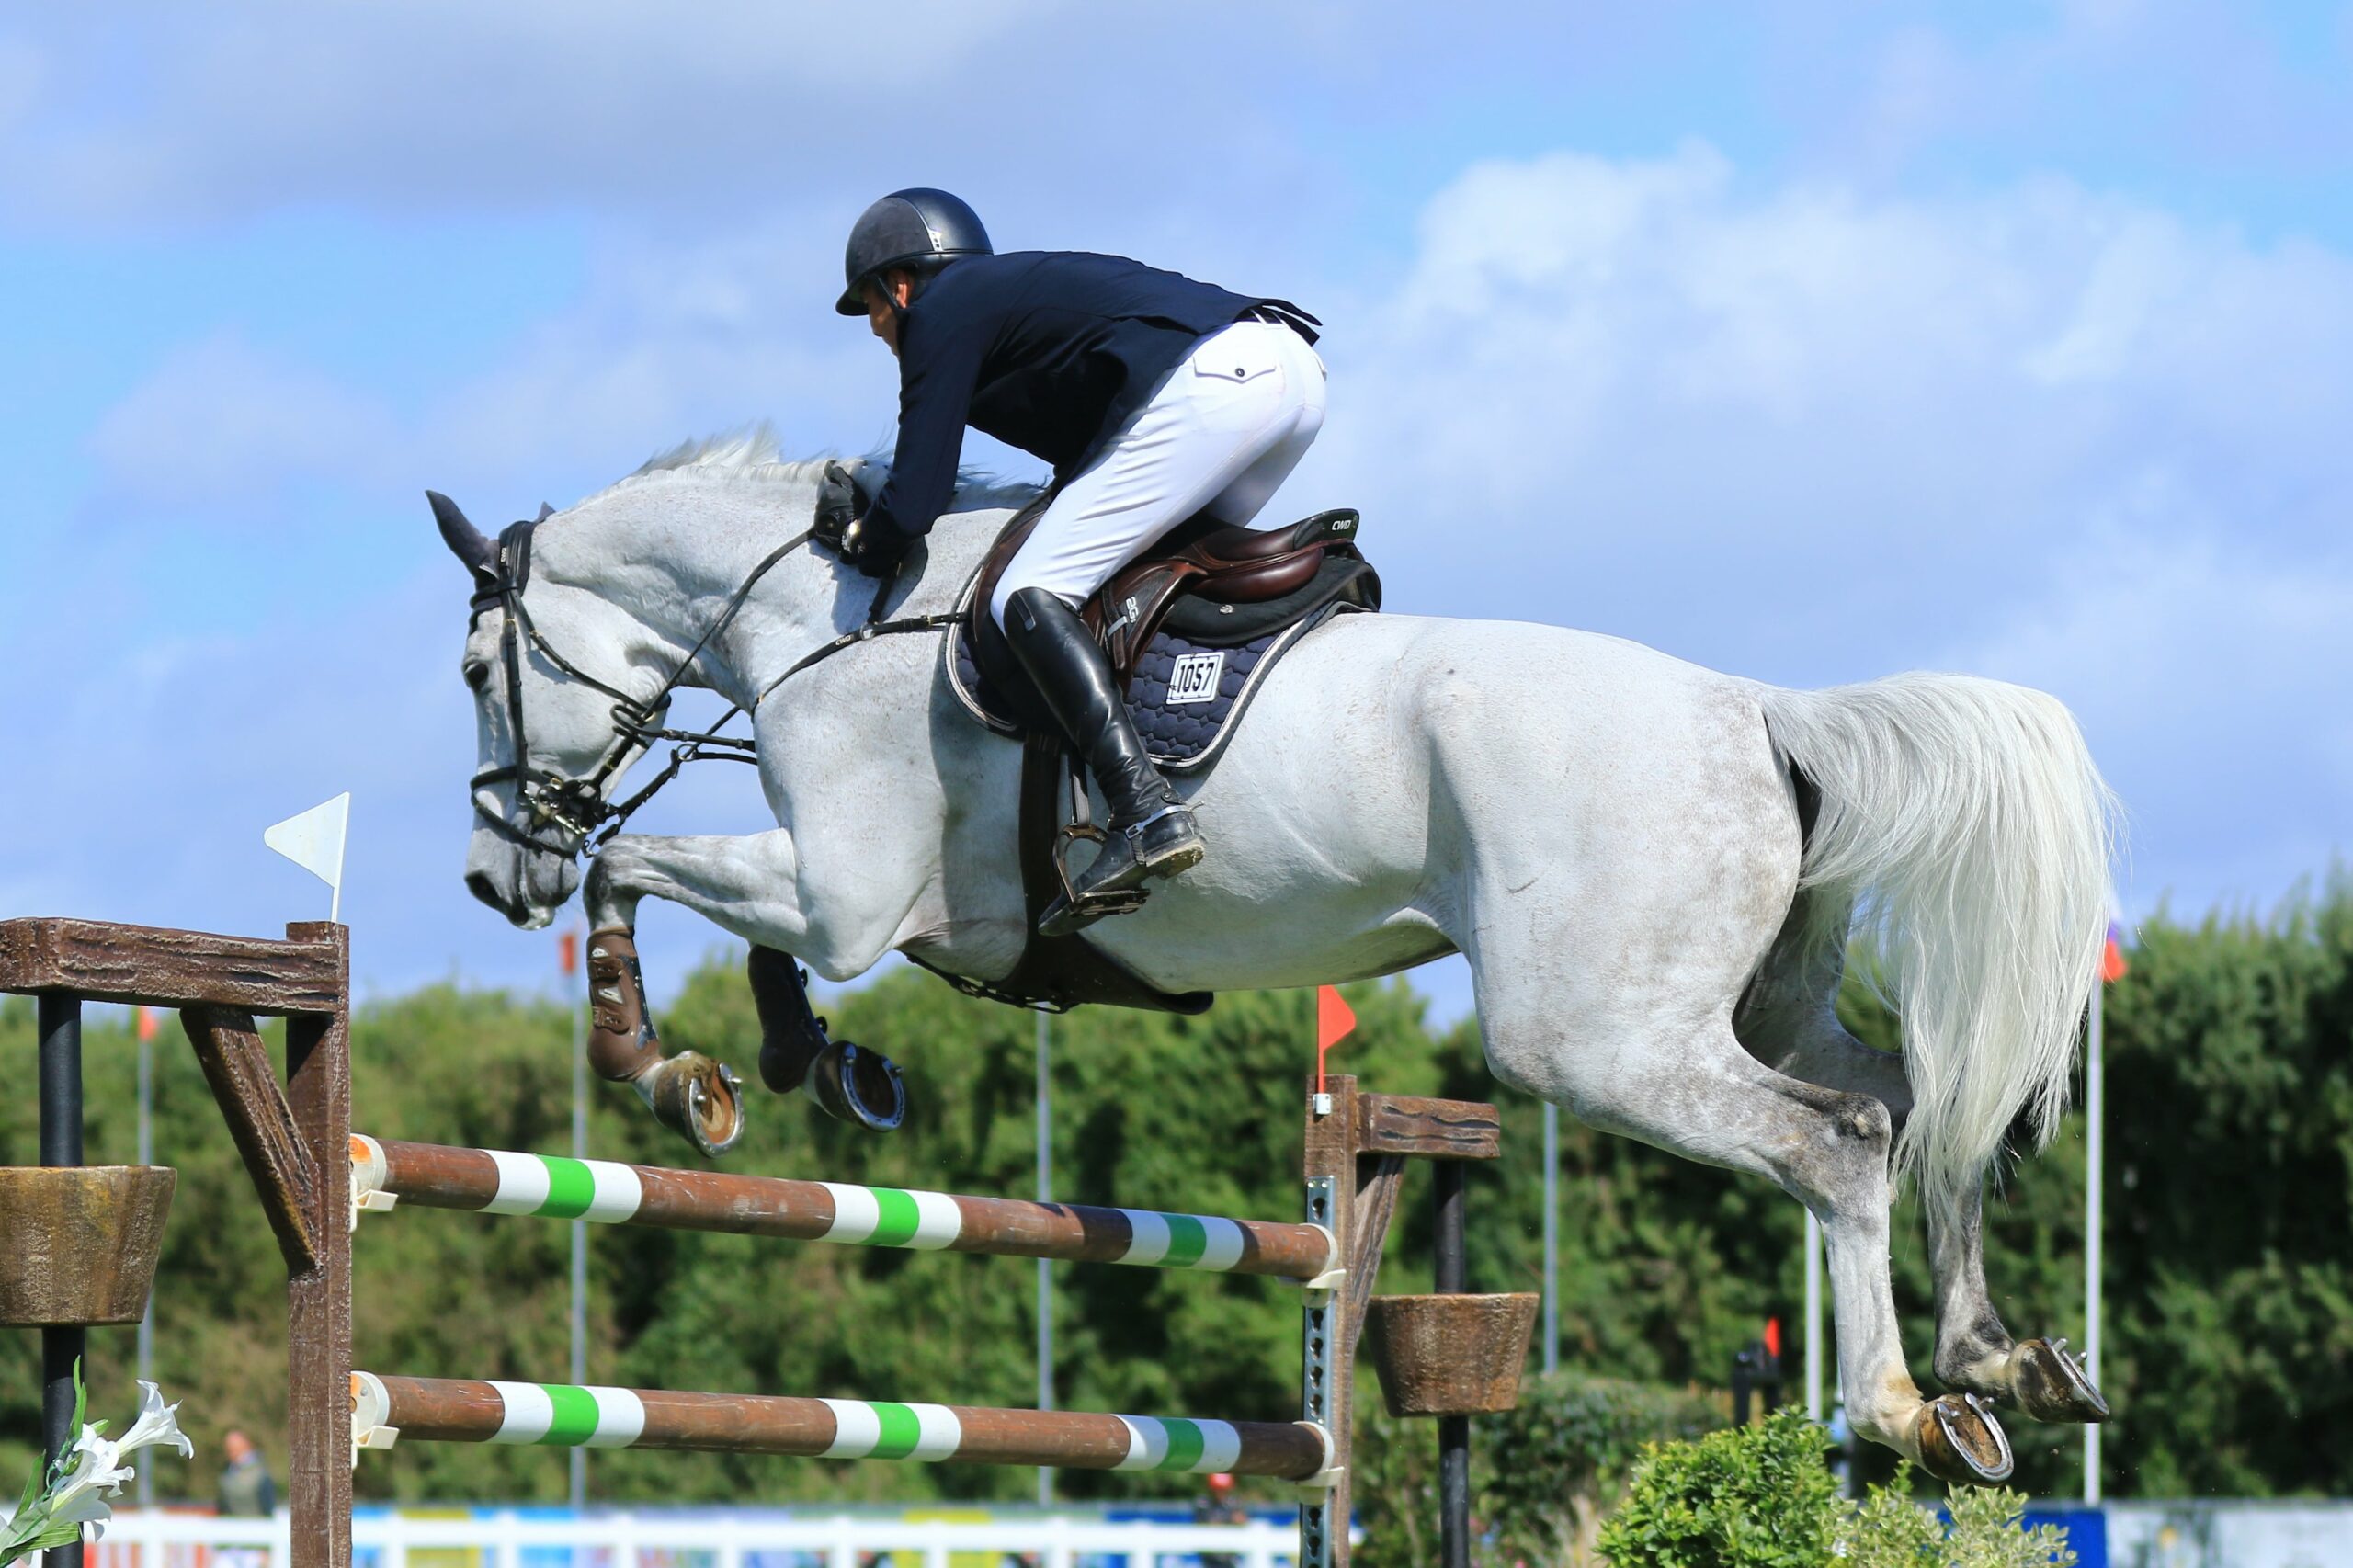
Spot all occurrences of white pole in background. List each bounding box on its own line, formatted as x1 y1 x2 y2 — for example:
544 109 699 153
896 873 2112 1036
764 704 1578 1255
569 940 589 1511
1541 1102 1559 1374
1803 1210 1824 1421
135 1012 154 1506
1037 1008 1054 1507
2084 978 2104 1504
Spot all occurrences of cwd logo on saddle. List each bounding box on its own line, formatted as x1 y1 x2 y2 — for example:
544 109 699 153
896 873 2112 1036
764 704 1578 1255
1165 651 1226 705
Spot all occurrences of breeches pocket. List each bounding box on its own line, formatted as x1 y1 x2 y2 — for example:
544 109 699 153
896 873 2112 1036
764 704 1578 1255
1189 325 1287 388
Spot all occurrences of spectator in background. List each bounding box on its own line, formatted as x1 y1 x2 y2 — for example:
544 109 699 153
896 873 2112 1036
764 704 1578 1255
1192 1471 1248 1568
216 1429 277 1517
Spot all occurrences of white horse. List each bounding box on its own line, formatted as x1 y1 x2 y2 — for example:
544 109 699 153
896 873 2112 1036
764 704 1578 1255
438 432 2117 1483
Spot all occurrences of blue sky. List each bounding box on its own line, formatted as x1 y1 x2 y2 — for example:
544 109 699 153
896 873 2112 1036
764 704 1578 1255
3 3 2347 1017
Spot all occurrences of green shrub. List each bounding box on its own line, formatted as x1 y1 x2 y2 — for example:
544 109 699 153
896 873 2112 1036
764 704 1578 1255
1597 1409 1836 1568
1844 1468 2076 1568
1597 1415 2075 1568
1482 1372 1721 1566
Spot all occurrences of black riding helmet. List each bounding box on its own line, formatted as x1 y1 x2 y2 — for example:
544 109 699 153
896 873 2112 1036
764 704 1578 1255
835 188 993 315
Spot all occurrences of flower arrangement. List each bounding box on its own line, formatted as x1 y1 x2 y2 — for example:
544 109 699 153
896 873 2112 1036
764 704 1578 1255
2 1368 191 1565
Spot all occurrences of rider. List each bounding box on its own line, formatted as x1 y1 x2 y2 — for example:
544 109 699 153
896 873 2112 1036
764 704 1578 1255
834 187 1324 934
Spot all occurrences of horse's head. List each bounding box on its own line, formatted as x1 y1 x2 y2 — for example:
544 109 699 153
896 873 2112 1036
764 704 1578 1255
431 490 668 928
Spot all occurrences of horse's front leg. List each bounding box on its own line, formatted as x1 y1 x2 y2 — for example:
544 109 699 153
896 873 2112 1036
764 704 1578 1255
585 827 819 949
580 830 912 1156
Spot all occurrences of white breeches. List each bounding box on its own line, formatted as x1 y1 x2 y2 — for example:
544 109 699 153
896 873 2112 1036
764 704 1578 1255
989 319 1326 627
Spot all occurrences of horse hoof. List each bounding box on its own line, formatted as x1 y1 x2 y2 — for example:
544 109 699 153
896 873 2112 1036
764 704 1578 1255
639 1051 745 1157
1915 1392 2014 1486
2013 1336 2110 1424
808 1040 906 1132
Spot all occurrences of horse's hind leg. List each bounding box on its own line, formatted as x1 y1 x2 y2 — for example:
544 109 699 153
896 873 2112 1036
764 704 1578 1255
1733 885 1912 1113
1486 992 2016 1483
1927 1181 2109 1423
1737 887 2108 1426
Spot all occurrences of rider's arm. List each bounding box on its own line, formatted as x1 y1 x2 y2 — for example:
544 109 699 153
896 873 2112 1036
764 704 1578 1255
863 318 989 543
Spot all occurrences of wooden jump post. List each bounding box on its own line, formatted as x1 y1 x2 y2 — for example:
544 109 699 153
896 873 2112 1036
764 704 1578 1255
1 915 1506 1568
0 917 354 1568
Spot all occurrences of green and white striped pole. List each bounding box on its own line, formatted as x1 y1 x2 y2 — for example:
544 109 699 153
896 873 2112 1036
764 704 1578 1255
353 1136 1334 1279
352 1372 1332 1481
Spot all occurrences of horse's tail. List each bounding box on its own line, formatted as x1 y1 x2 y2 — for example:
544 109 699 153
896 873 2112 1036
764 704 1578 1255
1759 673 2118 1214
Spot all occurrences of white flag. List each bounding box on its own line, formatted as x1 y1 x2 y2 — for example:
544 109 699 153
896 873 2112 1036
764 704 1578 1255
265 792 351 922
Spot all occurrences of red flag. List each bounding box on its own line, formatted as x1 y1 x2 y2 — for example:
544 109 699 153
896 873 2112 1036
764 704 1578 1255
1315 985 1357 1096
134 1006 157 1043
558 930 580 978
1317 986 1357 1051
2100 921 2128 984
1763 1317 1781 1360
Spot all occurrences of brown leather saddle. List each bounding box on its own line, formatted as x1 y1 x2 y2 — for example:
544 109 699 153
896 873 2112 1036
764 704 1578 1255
916 496 1378 1016
963 494 1370 732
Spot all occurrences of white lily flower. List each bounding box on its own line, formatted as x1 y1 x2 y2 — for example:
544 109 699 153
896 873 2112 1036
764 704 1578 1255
117 1381 195 1460
38 1429 135 1543
45 1478 118 1534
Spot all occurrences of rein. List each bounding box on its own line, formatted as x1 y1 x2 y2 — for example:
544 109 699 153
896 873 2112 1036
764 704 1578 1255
467 504 957 865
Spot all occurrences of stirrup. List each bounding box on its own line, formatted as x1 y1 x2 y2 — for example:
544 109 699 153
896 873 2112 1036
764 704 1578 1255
1049 822 1154 926
1040 805 1204 937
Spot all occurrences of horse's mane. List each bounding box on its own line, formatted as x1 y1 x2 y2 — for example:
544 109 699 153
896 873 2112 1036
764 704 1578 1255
580 424 1043 515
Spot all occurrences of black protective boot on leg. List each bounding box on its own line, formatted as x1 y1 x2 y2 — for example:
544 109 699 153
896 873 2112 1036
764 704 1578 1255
1003 586 1206 935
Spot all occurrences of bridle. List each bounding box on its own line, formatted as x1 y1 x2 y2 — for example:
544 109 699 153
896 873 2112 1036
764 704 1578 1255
465 472 960 869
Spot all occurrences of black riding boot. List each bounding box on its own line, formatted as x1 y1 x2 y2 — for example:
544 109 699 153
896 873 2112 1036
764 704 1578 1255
1003 586 1206 935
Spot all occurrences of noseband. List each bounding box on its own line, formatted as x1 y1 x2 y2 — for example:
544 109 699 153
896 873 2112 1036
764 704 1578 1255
466 467 961 874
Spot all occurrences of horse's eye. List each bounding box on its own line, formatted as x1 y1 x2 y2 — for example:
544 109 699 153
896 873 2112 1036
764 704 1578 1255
462 660 491 691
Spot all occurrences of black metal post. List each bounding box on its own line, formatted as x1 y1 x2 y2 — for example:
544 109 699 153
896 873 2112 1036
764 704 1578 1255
1733 1345 1757 1426
39 994 86 1568
1435 1160 1469 1568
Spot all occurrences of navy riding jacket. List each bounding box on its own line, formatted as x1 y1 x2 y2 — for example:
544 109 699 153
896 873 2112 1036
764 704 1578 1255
860 251 1313 544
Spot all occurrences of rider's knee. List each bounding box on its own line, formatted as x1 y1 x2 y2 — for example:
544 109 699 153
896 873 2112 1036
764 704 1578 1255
989 576 1071 631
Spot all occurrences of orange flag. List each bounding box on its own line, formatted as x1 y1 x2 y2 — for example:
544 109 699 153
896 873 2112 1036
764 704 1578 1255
1317 986 1357 1051
134 1006 157 1042
1316 985 1357 1094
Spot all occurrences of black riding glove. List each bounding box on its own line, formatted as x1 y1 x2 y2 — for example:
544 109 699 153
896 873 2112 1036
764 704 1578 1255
838 515 914 578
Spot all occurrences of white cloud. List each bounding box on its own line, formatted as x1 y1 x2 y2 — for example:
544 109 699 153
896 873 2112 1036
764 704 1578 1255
1316 147 2353 665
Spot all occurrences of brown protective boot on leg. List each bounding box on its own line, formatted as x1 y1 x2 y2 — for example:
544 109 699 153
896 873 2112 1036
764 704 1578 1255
585 926 745 1157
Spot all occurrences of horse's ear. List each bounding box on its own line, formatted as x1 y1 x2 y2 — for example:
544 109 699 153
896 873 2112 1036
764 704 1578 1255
427 490 496 580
